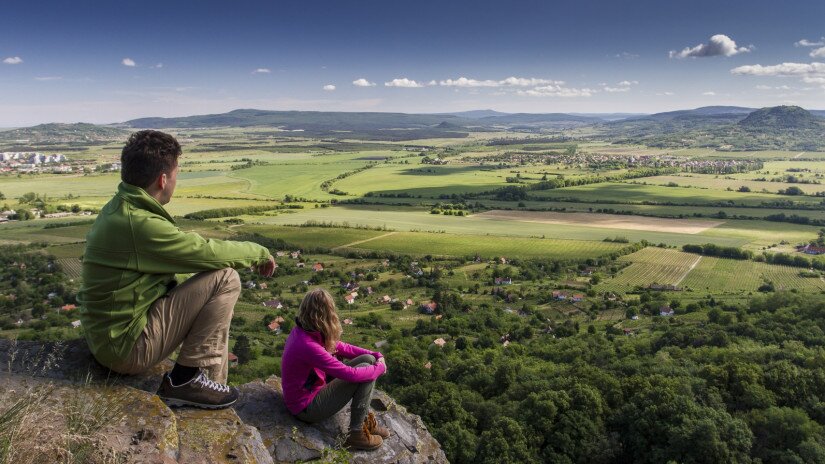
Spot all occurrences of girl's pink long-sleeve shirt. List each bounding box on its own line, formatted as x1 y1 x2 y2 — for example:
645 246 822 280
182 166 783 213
281 325 385 415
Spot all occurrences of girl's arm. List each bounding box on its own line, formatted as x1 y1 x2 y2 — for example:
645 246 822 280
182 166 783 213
335 341 384 360
306 344 385 382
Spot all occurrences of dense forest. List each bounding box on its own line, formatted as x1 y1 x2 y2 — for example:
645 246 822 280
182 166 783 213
380 292 825 464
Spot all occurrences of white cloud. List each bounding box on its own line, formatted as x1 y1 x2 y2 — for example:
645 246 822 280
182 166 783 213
811 47 825 58
252 68 271 74
669 34 752 59
517 85 595 97
34 76 62 81
615 52 639 59
3 56 23 65
323 84 336 91
656 91 675 96
151 63 164 69
702 91 716 96
384 78 424 88
427 80 437 86
617 80 638 86
796 38 825 47
439 77 499 87
352 78 376 87
731 62 825 78
122 58 136 67
438 76 564 88
603 87 629 93
755 84 792 90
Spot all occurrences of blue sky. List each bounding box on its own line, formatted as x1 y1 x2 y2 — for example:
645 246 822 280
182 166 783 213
2 0 824 126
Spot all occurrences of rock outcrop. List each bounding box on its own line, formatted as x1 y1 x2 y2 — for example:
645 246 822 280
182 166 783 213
0 339 447 464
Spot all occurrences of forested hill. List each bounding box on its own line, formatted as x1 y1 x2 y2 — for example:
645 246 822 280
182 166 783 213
0 123 128 144
738 105 824 130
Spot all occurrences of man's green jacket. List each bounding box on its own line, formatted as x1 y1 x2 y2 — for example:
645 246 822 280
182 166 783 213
78 183 269 367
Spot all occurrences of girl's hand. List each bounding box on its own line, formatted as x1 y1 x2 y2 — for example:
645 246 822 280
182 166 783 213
377 357 387 374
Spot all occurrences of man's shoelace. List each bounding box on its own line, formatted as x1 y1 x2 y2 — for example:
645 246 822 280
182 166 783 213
194 372 231 393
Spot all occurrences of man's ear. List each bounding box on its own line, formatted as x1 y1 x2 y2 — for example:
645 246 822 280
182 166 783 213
158 172 168 190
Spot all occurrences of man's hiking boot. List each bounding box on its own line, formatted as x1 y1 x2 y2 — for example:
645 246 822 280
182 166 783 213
366 412 391 439
156 369 239 409
344 422 383 451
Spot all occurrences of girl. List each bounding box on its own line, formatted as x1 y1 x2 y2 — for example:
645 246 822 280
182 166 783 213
281 288 390 450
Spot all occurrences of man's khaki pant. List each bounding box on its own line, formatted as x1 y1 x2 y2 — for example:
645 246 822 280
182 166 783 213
109 268 241 384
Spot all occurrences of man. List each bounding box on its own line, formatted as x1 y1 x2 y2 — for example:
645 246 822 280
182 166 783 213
79 130 275 409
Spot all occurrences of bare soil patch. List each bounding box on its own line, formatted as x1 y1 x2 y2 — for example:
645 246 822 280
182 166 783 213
475 210 724 234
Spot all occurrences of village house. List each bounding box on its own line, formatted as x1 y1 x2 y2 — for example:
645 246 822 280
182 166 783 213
61 304 77 312
296 262 305 268
433 338 446 347
382 295 392 303
344 294 356 305
258 282 268 290
552 290 568 300
228 353 239 368
312 263 324 272
423 361 432 369
659 305 675 316
267 320 282 333
419 302 437 315
495 277 513 285
571 294 584 302
262 299 283 309
276 251 286 257
244 281 256 289
343 318 353 325
71 320 81 329
290 251 301 259
798 244 825 255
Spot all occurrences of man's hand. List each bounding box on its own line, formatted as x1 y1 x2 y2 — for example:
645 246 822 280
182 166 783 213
256 255 276 277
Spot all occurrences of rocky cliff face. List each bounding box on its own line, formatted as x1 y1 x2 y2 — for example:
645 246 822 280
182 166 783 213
0 339 447 464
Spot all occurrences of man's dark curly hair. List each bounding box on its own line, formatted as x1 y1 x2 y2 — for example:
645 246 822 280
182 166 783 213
121 130 182 188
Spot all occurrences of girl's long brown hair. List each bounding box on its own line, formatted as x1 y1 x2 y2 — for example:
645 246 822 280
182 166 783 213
297 288 343 353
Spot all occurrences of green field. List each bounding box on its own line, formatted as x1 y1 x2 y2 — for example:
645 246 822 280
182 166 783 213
598 247 825 294
644 174 825 195
345 231 626 259
533 182 824 207
597 247 700 292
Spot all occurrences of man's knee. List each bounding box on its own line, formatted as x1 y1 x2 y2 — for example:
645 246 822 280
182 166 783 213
222 268 241 292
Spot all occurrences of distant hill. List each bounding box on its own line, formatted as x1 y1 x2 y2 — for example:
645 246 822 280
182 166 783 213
123 109 464 131
436 109 509 119
602 105 825 151
0 123 128 145
738 106 823 130
633 106 755 122
121 109 474 141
